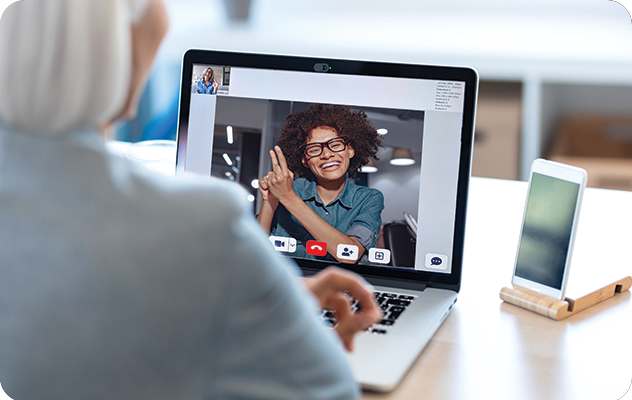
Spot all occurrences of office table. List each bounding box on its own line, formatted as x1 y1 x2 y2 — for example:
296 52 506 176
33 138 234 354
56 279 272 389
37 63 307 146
364 177 632 400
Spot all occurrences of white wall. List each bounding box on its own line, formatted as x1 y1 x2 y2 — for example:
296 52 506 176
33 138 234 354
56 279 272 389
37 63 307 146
0 0 19 18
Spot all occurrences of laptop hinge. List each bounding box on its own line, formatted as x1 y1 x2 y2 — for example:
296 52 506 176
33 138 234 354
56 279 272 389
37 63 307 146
300 267 429 292
363 275 428 292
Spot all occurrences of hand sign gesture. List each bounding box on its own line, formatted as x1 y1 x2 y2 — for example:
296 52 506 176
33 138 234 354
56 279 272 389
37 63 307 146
258 171 279 211
259 146 295 205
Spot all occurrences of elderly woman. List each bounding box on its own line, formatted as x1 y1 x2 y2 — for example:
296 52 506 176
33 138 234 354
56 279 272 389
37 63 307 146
0 1 380 399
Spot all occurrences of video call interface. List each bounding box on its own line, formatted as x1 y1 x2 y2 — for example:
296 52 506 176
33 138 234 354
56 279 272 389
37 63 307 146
181 64 467 274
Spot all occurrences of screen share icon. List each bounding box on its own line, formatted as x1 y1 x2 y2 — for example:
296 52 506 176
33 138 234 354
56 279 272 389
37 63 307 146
368 248 391 264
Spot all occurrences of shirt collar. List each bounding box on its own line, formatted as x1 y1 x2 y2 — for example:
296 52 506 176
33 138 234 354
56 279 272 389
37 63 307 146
297 177 356 209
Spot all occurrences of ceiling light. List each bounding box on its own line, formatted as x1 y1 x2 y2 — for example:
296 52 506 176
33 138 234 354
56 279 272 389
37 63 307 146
389 148 415 166
360 158 378 173
223 153 233 166
377 128 388 135
227 126 234 144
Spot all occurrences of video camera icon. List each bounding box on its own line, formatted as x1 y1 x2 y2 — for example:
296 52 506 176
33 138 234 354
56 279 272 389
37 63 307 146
269 236 297 253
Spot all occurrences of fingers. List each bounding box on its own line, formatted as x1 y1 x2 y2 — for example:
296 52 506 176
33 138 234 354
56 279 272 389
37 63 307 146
322 292 371 352
270 146 291 174
258 176 268 191
274 145 289 171
306 267 383 352
323 293 352 325
317 268 381 322
259 171 275 189
265 148 294 201
336 312 378 352
269 149 280 174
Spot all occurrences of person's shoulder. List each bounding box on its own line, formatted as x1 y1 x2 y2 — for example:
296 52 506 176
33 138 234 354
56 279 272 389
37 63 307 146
293 176 317 196
347 179 381 196
106 154 251 229
346 179 383 205
164 174 249 212
149 173 248 220
293 176 310 187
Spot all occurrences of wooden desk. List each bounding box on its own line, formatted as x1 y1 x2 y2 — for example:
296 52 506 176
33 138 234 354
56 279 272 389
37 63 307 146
364 177 632 400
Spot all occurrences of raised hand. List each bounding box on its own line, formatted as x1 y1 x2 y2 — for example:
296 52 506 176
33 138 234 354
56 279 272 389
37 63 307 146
265 146 296 204
256 146 296 233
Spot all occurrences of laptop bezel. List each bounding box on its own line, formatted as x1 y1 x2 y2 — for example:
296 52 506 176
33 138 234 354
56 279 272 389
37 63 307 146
176 49 478 293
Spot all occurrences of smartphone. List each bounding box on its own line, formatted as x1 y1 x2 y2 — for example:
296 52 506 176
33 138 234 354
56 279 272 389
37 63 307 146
512 159 587 300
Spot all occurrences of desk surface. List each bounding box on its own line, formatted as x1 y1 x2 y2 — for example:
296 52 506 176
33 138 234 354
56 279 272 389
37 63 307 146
364 177 632 400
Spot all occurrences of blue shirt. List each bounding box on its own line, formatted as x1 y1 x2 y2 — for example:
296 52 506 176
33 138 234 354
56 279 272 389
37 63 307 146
195 79 215 94
270 177 384 262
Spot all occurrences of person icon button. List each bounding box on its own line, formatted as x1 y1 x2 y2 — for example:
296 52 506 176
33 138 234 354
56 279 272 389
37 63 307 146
337 244 359 261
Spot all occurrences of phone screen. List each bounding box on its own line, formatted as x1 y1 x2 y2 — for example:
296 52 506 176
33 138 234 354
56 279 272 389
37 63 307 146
514 173 581 290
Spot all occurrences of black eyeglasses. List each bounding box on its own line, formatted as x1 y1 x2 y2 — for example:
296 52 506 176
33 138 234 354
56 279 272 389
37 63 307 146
304 137 347 158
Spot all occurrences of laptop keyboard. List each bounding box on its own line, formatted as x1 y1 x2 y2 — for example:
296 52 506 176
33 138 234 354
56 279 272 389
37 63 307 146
319 291 417 335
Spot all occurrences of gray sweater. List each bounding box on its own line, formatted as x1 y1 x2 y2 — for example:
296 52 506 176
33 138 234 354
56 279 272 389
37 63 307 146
0 128 358 400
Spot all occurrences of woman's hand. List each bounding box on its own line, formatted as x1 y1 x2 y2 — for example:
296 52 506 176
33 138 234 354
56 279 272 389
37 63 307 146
304 267 383 352
265 146 297 204
257 146 295 232
258 172 279 211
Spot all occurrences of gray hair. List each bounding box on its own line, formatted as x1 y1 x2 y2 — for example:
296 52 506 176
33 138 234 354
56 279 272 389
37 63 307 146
0 0 151 137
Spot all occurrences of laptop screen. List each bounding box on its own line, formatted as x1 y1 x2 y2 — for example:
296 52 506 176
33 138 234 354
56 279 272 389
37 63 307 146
176 51 477 291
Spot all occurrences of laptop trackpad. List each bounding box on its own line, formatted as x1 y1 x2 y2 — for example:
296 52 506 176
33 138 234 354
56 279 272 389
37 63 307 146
347 288 457 392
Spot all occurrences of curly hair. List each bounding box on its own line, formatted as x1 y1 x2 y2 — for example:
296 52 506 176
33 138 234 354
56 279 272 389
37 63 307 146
276 104 382 180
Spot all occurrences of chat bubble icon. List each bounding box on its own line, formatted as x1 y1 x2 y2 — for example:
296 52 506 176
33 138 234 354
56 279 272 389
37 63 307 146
425 253 448 270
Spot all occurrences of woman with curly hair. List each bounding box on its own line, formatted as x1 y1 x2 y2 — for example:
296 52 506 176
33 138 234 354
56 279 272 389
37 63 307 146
258 104 384 264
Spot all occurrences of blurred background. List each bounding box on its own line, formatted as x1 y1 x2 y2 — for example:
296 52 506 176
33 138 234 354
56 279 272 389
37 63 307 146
119 0 632 188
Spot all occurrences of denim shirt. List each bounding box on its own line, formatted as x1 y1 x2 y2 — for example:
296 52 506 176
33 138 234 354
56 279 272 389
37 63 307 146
270 177 384 262
195 79 215 94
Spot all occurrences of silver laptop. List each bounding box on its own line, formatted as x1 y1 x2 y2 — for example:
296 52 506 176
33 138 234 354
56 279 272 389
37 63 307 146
176 50 478 392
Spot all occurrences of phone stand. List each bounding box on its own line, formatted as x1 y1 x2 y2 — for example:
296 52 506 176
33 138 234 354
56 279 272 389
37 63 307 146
500 276 631 320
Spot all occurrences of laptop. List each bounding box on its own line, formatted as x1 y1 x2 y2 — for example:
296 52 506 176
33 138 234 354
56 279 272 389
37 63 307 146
175 50 478 392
